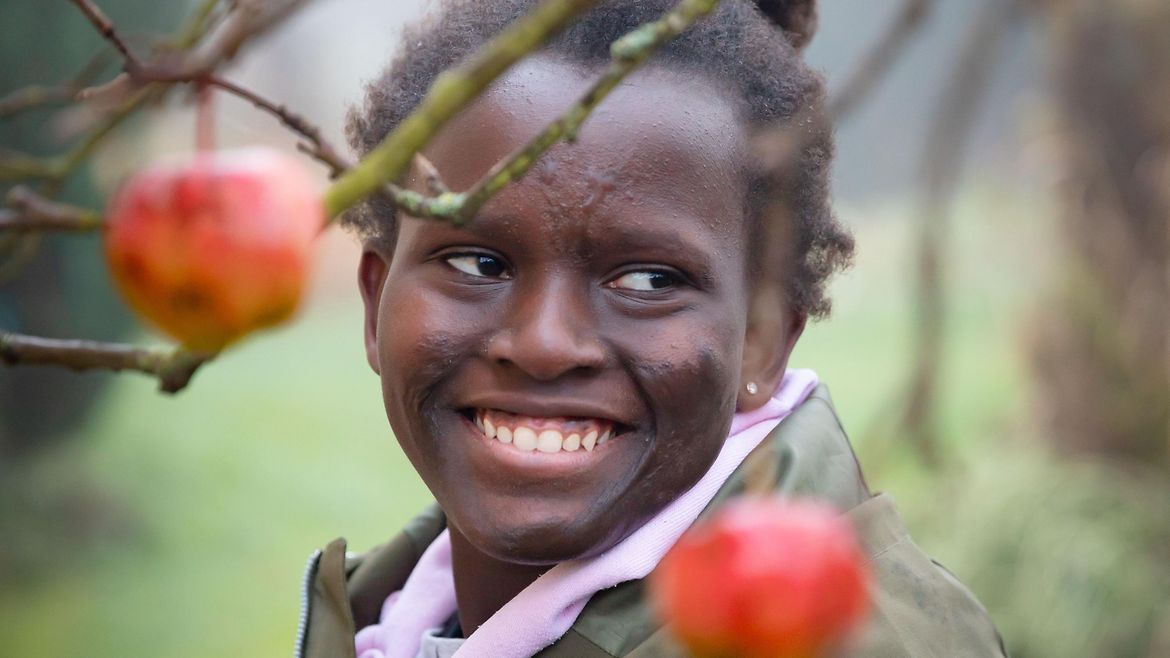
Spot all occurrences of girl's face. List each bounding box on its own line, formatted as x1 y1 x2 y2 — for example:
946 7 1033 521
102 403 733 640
359 58 800 563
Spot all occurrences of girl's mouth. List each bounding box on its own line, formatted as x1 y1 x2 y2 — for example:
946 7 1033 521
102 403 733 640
467 408 625 454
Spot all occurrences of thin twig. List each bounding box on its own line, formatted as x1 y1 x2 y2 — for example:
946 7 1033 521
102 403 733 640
829 0 932 121
0 186 103 232
753 0 934 179
180 0 314 79
43 86 158 199
413 154 450 195
0 0 224 189
165 0 223 52
0 86 79 118
344 0 722 224
451 0 722 224
68 0 142 71
0 46 117 117
205 74 351 175
322 0 603 219
0 332 213 394
0 149 62 181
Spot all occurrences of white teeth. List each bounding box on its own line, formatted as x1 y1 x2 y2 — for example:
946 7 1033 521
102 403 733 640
496 426 513 444
475 410 619 454
512 426 538 451
537 430 564 453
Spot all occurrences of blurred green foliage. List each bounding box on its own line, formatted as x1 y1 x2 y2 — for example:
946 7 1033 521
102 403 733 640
1 190 1166 657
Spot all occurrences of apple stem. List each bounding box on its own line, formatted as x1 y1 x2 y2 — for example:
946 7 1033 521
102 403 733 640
196 82 215 153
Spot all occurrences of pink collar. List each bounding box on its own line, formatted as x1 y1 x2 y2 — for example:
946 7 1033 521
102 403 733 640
356 369 819 658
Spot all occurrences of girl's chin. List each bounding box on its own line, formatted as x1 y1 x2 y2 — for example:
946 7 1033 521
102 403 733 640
455 510 629 565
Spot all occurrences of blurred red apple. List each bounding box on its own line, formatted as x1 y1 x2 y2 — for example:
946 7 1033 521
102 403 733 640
651 498 869 658
104 148 324 352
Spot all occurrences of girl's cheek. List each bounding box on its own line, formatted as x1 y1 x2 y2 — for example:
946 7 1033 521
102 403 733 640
620 324 742 428
378 279 484 403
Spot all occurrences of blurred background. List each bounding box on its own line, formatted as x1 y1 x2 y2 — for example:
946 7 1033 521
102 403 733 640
1 0 1167 656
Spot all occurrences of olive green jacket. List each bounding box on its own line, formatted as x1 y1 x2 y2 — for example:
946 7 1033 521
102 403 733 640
297 386 1007 657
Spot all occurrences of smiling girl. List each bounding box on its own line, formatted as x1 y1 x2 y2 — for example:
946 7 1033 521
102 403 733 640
298 1 1006 657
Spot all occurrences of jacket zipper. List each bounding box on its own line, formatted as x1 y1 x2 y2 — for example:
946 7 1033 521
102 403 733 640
294 549 323 658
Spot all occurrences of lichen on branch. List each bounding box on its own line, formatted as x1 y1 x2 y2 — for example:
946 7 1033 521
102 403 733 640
322 0 604 219
327 0 721 224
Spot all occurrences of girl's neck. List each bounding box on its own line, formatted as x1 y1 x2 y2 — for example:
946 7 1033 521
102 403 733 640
448 527 550 635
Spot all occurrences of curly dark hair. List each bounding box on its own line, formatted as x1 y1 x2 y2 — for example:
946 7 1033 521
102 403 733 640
345 0 853 318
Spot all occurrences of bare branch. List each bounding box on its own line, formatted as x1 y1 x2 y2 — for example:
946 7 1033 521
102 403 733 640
328 0 722 224
68 0 143 70
0 86 77 117
322 0 603 219
72 0 309 85
413 154 450 195
205 74 351 176
166 0 224 53
829 0 933 121
104 0 315 85
752 0 935 184
0 47 123 118
448 0 722 224
0 332 213 394
0 149 62 182
0 186 103 232
181 0 314 78
2 0 223 191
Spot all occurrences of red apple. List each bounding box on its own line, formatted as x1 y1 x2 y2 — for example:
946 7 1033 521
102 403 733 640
104 148 324 352
651 498 870 658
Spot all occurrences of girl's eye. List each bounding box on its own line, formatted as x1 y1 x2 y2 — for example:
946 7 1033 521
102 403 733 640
444 253 510 279
608 270 681 292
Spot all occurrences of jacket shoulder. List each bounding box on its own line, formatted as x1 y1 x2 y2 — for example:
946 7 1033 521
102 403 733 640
845 494 1008 657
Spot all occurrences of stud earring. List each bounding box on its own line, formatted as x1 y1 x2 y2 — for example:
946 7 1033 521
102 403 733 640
745 382 759 395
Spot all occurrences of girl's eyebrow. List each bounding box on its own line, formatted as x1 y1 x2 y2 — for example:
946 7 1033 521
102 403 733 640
593 220 717 271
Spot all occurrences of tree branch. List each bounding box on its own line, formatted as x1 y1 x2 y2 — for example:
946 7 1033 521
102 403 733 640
204 74 351 176
0 332 213 394
0 186 103 232
321 0 603 219
0 149 62 181
0 50 114 118
68 0 142 70
180 0 314 79
413 153 450 195
829 0 933 121
329 0 722 224
753 0 935 181
449 0 722 224
0 0 224 189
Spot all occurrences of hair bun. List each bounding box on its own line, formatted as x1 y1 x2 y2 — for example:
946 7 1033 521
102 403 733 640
753 0 818 50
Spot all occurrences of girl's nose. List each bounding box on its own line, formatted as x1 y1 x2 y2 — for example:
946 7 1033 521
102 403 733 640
486 277 606 381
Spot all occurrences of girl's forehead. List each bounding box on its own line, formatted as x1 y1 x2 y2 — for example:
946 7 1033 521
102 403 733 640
417 56 750 240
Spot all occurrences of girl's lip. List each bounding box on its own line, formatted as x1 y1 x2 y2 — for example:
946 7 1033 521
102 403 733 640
457 392 637 429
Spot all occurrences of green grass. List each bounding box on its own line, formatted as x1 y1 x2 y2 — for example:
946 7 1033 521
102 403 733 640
2 188 1166 657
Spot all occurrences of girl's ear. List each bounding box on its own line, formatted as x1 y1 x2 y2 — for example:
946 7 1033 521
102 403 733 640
739 281 807 411
754 0 819 50
358 250 389 375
